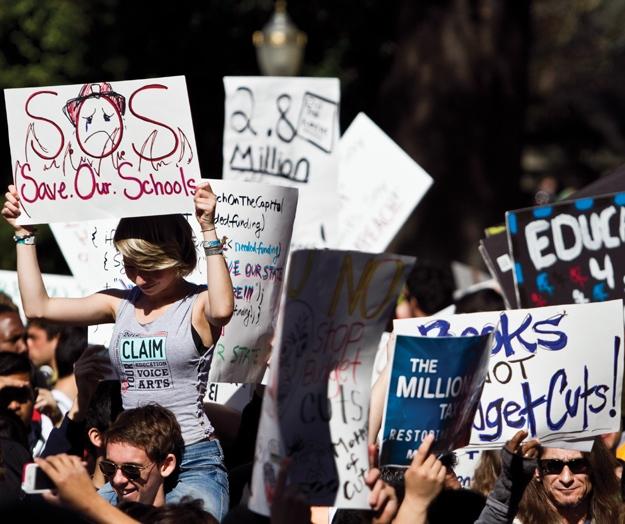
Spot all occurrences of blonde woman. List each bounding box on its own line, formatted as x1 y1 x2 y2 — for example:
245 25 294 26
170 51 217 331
2 182 234 520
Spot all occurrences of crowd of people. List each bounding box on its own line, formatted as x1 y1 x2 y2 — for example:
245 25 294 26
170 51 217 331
0 180 624 524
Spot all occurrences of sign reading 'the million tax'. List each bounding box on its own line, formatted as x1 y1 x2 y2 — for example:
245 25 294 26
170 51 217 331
506 192 625 308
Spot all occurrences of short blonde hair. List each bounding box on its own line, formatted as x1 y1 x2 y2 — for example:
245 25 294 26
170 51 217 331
113 214 197 277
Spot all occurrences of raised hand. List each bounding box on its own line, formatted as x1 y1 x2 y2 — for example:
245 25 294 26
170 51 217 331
193 181 217 231
394 434 446 524
1 184 33 235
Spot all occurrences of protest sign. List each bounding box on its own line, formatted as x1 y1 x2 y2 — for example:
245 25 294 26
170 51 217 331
51 179 298 383
222 77 340 248
5 76 201 224
0 269 87 318
506 192 625 308
394 300 624 448
454 449 483 489
249 249 415 514
336 113 433 252
380 334 492 466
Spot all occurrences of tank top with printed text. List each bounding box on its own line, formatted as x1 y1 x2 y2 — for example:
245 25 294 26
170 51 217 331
108 284 214 445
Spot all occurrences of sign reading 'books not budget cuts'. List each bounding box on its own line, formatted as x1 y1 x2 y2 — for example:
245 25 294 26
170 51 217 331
394 300 624 449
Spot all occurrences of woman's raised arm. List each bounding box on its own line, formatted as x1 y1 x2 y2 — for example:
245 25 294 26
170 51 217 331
194 181 234 327
2 184 119 325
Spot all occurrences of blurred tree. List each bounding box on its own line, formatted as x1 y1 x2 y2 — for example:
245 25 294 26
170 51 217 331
1 0 625 272
379 0 531 266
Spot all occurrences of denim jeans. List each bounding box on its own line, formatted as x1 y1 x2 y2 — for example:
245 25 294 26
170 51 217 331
168 438 229 521
98 439 229 522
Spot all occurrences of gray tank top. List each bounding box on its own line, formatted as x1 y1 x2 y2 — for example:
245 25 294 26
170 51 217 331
108 284 215 445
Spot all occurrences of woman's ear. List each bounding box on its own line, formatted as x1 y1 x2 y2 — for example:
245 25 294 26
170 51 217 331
87 427 103 448
160 453 177 478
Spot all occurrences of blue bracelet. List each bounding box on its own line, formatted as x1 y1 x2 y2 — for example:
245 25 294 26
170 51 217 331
202 239 222 249
13 233 36 245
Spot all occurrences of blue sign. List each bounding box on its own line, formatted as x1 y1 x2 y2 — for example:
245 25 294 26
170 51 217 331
380 334 491 466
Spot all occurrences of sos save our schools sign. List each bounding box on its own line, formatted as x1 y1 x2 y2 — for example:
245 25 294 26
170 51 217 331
5 76 200 224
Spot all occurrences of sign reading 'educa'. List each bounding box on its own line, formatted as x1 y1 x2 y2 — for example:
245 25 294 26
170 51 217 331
506 192 625 308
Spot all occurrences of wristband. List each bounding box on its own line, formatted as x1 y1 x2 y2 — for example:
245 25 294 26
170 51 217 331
14 233 36 245
202 240 222 249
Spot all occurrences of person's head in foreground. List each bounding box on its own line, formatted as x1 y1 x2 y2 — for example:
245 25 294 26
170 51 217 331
0 351 35 427
518 439 621 524
0 303 26 354
103 403 184 506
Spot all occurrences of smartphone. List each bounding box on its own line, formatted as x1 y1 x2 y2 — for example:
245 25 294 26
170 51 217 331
22 463 55 494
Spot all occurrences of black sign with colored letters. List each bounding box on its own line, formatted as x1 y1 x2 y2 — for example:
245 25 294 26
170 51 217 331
506 191 625 308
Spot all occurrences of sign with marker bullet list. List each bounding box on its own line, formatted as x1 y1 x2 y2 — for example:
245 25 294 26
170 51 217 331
506 191 625 308
51 179 298 384
222 76 340 248
5 76 200 224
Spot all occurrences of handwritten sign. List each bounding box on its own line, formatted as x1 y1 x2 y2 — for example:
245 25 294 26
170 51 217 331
223 77 340 248
249 249 415 514
50 179 298 383
337 113 433 252
5 76 200 224
506 192 625 308
380 334 492 466
394 300 624 448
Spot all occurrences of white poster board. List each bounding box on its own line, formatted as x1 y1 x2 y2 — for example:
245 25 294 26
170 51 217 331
394 300 624 448
5 76 200 224
337 113 433 252
51 179 298 383
223 77 340 248
0 269 87 319
249 249 415 515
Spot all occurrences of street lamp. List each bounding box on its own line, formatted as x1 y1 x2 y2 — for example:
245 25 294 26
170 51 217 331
253 1 307 76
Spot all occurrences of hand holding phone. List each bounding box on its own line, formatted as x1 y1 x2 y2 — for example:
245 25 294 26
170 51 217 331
22 462 55 494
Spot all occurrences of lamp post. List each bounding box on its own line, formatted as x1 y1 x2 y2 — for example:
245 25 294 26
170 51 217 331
253 1 307 76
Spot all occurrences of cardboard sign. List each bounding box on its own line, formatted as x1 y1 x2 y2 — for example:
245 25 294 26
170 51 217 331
507 192 625 308
336 113 433 252
5 76 201 224
380 334 492 466
51 179 298 383
394 300 624 448
222 77 340 248
249 250 415 514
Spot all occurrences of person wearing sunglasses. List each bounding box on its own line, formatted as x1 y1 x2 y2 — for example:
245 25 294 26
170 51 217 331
0 351 53 457
476 431 623 524
100 404 184 509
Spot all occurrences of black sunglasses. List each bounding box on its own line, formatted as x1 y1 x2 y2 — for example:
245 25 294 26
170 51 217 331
539 458 589 475
0 385 35 406
99 459 150 481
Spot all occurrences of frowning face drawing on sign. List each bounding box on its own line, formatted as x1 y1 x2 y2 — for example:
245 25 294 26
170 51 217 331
63 82 126 159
